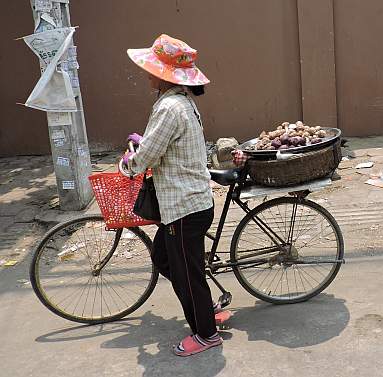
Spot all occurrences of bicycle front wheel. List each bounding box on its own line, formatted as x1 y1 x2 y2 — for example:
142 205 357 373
231 197 344 304
30 215 158 324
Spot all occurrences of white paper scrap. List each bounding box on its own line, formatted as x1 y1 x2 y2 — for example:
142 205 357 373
71 77 80 88
77 147 88 157
365 178 383 188
35 0 53 12
48 112 72 126
35 13 57 33
356 162 374 169
51 130 65 140
57 157 70 167
53 139 64 147
51 3 63 28
68 46 77 59
23 28 70 65
60 61 70 72
68 60 79 70
22 27 77 112
62 180 75 190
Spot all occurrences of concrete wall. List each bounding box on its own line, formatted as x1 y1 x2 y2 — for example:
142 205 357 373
1 1 382 156
334 0 383 136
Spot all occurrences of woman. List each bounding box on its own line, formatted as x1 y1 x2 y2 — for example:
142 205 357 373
123 34 223 356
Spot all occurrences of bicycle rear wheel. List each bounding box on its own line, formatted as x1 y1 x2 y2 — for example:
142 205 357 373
30 215 158 324
231 197 344 304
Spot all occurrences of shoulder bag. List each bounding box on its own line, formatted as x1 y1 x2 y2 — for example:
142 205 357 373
133 173 161 222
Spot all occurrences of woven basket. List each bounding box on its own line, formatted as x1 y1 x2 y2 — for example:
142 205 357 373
247 140 342 187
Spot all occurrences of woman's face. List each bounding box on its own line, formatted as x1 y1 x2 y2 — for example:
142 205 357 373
148 73 161 90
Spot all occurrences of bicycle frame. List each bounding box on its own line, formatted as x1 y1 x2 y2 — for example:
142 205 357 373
205 165 295 273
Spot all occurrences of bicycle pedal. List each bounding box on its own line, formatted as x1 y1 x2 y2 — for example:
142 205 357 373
218 291 232 309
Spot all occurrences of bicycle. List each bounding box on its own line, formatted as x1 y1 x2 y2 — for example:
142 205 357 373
30 165 345 324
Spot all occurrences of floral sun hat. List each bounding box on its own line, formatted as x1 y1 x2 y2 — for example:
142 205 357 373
127 34 210 86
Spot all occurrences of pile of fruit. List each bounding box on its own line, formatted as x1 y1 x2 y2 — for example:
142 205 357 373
245 121 327 151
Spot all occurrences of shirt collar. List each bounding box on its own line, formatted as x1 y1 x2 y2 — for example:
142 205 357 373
153 85 186 108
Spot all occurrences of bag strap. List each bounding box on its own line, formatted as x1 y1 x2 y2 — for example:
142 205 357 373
178 92 202 127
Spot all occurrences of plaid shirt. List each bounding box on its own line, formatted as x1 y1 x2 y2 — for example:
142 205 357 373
127 86 213 225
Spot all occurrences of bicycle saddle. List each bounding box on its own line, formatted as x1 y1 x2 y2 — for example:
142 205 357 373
209 168 242 186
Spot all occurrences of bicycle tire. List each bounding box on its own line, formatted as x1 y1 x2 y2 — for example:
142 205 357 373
30 215 158 324
230 197 344 304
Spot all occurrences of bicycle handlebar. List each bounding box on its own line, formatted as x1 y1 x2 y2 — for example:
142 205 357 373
118 141 136 177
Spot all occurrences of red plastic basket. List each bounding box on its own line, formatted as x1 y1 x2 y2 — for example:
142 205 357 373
89 171 158 229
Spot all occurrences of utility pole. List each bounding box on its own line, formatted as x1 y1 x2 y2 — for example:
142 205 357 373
28 0 92 210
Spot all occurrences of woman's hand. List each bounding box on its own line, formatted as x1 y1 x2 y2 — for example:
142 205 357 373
127 133 143 146
231 149 250 167
119 151 136 177
122 151 135 165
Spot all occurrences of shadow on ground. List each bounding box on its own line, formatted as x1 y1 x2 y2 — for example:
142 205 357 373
35 311 227 376
228 293 349 348
34 293 348 375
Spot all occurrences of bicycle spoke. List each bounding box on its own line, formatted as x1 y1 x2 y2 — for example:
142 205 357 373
71 275 92 315
101 273 131 308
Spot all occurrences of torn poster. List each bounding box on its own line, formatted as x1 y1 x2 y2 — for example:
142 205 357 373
35 0 53 13
35 12 57 33
51 128 67 146
22 27 77 112
62 180 75 190
47 112 72 126
23 27 70 65
50 2 63 28
57 156 70 167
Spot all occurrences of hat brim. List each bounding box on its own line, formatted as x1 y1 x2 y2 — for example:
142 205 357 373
127 48 210 86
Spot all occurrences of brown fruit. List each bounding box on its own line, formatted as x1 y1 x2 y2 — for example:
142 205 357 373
271 138 282 149
297 136 306 145
290 137 300 146
280 134 290 145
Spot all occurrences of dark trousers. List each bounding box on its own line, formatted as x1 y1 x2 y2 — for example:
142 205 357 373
152 206 216 338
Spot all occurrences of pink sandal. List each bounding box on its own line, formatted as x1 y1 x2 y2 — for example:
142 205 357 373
173 335 223 357
215 310 232 325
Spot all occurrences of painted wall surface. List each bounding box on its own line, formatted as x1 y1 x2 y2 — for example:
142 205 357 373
334 0 383 136
1 1 302 155
1 1 382 156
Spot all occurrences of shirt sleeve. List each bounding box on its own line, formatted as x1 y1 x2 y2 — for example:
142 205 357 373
127 103 179 174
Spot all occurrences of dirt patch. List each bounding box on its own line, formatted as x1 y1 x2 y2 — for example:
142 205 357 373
354 314 383 337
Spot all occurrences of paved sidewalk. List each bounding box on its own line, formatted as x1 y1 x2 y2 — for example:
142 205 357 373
0 151 120 267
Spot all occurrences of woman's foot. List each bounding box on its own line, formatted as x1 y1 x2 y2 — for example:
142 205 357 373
213 302 232 324
173 333 223 357
215 310 232 325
